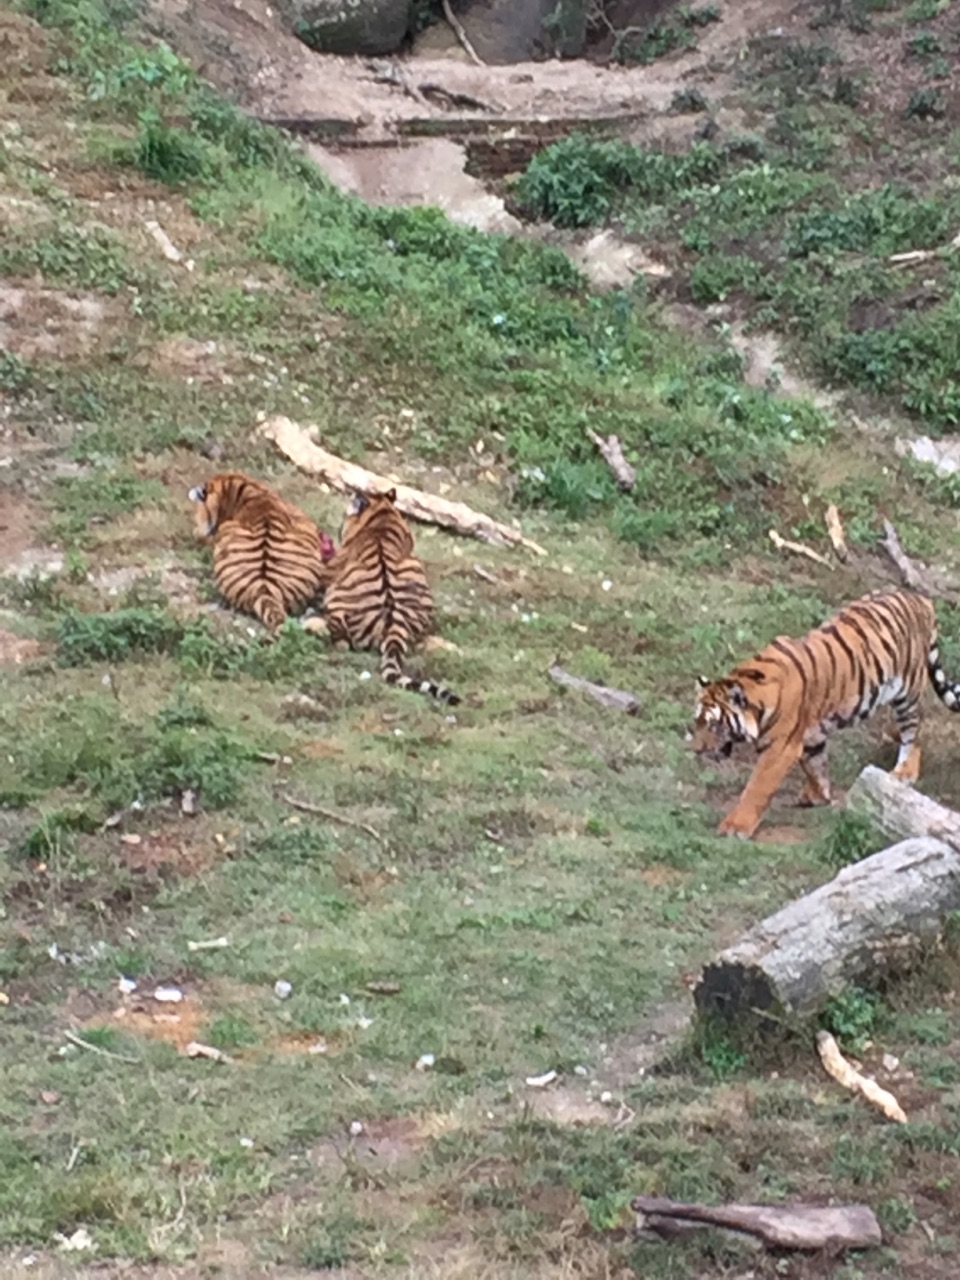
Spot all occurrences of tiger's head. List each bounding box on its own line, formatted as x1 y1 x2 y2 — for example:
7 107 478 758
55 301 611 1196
188 472 253 537
340 488 398 543
690 670 766 759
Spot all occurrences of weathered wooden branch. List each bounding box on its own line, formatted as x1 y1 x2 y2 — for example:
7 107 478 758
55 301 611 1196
846 763 960 846
695 778 960 1023
825 503 847 562
879 518 960 601
768 529 833 568
633 1197 881 1252
817 1029 907 1124
586 428 636 491
548 663 639 714
441 0 486 66
260 415 546 555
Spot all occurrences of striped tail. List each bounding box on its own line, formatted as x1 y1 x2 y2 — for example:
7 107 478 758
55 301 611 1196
380 638 460 707
928 641 960 711
252 585 287 634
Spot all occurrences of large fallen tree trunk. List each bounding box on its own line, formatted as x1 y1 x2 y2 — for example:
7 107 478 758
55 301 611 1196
260 414 546 555
695 774 960 1023
846 762 960 845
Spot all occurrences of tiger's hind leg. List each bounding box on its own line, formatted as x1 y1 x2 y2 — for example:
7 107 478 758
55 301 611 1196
891 694 922 782
797 740 831 807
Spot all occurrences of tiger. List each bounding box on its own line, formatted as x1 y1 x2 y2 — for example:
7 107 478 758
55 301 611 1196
188 471 335 633
691 588 960 840
315 488 460 706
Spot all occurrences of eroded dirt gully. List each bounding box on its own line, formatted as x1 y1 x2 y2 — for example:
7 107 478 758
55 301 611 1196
146 0 793 266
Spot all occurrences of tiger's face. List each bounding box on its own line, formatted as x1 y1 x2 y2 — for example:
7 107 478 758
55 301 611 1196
188 472 250 537
690 677 759 759
340 488 397 543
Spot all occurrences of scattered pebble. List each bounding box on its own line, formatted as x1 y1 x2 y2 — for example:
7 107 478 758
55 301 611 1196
308 1039 328 1055
574 1064 588 1077
120 833 142 846
601 579 613 592
415 1053 435 1071
349 1120 364 1137
56 1227 94 1253
153 985 184 1004
600 1090 613 1105
274 980 293 1000
187 936 229 952
882 1052 900 1073
239 1136 254 1148
525 1069 558 1089
339 993 351 1006
118 976 137 995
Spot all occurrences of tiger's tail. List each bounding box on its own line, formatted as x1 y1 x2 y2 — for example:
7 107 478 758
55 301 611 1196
252 586 287 634
380 637 460 707
928 640 960 711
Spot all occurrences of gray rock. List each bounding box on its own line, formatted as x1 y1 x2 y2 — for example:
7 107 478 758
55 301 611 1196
285 0 413 57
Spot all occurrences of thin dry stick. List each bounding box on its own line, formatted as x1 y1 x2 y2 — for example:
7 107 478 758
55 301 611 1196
825 503 848 563
442 0 486 65
816 1030 907 1124
768 529 833 569
63 1028 140 1064
586 428 636 491
880 518 927 591
281 792 383 842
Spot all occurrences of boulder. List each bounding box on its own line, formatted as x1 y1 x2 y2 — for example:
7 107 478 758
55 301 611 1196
286 0 413 57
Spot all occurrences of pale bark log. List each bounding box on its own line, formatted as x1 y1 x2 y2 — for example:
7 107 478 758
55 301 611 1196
846 763 960 845
260 414 546 555
695 821 960 1023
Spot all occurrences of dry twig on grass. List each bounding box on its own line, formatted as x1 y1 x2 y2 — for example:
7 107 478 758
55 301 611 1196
878 518 960 602
768 529 833 568
548 663 640 715
633 1195 882 1252
889 229 960 266
260 415 546 555
825 503 848 562
280 791 383 843
63 1028 140 1064
816 1030 907 1124
586 428 636 491
441 0 485 65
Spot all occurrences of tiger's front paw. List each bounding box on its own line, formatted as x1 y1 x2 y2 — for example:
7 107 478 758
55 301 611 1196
716 811 759 840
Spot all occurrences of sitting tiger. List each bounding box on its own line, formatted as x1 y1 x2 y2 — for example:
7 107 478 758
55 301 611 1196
312 488 460 706
188 471 335 632
691 588 960 840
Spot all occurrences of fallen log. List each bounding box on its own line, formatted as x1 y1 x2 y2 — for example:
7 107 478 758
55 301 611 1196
695 820 960 1024
846 763 960 846
547 663 640 715
260 414 546 556
632 1196 881 1252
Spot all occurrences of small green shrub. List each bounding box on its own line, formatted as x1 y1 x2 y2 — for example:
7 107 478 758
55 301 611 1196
823 987 883 1054
821 809 882 869
904 88 946 119
132 110 213 184
57 608 184 665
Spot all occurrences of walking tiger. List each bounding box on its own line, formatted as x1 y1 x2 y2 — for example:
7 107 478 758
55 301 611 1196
188 471 335 632
691 588 960 839
317 488 460 706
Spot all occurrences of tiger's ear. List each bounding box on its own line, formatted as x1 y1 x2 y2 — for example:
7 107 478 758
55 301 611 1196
697 675 710 689
384 487 397 503
188 485 207 502
348 490 369 516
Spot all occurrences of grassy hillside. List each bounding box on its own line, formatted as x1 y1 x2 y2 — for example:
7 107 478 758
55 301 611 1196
2 1 960 1275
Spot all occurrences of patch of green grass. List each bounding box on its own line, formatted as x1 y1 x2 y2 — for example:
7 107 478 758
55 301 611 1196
50 470 167 540
823 987 885 1054
57 607 184 665
0 222 142 294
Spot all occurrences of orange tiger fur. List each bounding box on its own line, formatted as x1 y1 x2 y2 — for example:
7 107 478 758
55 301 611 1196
691 589 960 840
320 489 460 706
189 471 329 633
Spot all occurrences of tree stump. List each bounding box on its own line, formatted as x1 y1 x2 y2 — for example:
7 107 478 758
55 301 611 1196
694 771 960 1024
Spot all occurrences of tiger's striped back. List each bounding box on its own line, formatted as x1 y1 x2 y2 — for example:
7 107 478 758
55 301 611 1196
322 489 460 706
691 588 960 839
189 471 328 633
